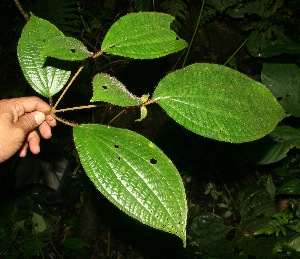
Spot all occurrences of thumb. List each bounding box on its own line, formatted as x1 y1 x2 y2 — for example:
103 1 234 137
15 111 46 134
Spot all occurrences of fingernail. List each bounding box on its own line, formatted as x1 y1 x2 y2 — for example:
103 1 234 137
34 112 45 124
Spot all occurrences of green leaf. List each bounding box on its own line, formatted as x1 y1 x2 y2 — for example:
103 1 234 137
190 212 234 257
32 212 46 233
227 0 284 18
262 63 300 117
266 175 276 200
246 26 292 57
277 179 300 195
101 12 187 59
91 73 143 106
257 43 300 58
190 212 232 247
237 186 276 230
287 234 300 252
61 237 90 255
238 126 300 165
73 124 187 246
17 14 71 97
42 36 93 61
153 63 284 143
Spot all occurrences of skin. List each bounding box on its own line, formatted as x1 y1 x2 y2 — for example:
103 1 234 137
0 97 56 163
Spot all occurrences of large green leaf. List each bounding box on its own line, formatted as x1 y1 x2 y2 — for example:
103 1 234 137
17 14 71 97
101 12 187 59
246 26 292 57
257 43 300 58
153 63 284 143
91 73 143 106
42 36 93 61
73 124 187 245
238 126 300 165
262 63 300 117
237 186 276 231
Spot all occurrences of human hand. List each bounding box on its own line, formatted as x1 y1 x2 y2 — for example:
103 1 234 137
0 96 56 162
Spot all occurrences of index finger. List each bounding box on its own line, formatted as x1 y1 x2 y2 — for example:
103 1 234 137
14 96 51 116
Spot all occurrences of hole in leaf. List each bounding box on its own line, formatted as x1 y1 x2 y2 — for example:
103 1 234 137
118 156 121 160
114 144 119 148
176 37 179 40
102 85 108 90
277 96 282 101
70 48 76 53
150 158 157 164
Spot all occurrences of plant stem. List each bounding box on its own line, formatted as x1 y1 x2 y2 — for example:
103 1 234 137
53 65 84 109
223 38 248 66
143 99 157 106
53 50 103 110
93 50 103 59
54 104 100 113
182 0 205 68
13 0 29 21
52 114 79 127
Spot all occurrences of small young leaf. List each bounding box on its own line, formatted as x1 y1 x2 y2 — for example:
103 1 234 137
42 36 93 61
17 14 71 97
153 63 284 143
136 105 147 122
101 12 187 59
73 124 187 246
91 73 142 106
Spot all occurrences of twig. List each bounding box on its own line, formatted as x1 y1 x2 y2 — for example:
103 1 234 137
52 114 79 127
223 38 248 66
54 104 100 113
93 50 103 59
53 65 84 109
182 0 205 68
50 238 63 259
13 0 29 21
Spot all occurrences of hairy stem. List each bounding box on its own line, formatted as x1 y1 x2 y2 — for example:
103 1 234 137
93 50 103 59
53 65 84 109
52 114 79 127
54 104 101 113
143 99 157 106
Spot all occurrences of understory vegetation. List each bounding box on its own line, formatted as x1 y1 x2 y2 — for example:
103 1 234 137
1 0 300 258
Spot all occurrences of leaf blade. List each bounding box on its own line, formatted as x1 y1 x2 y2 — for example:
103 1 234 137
238 126 300 165
101 12 187 59
262 63 300 117
17 14 71 97
153 63 284 143
42 36 93 61
73 124 187 245
91 73 142 106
